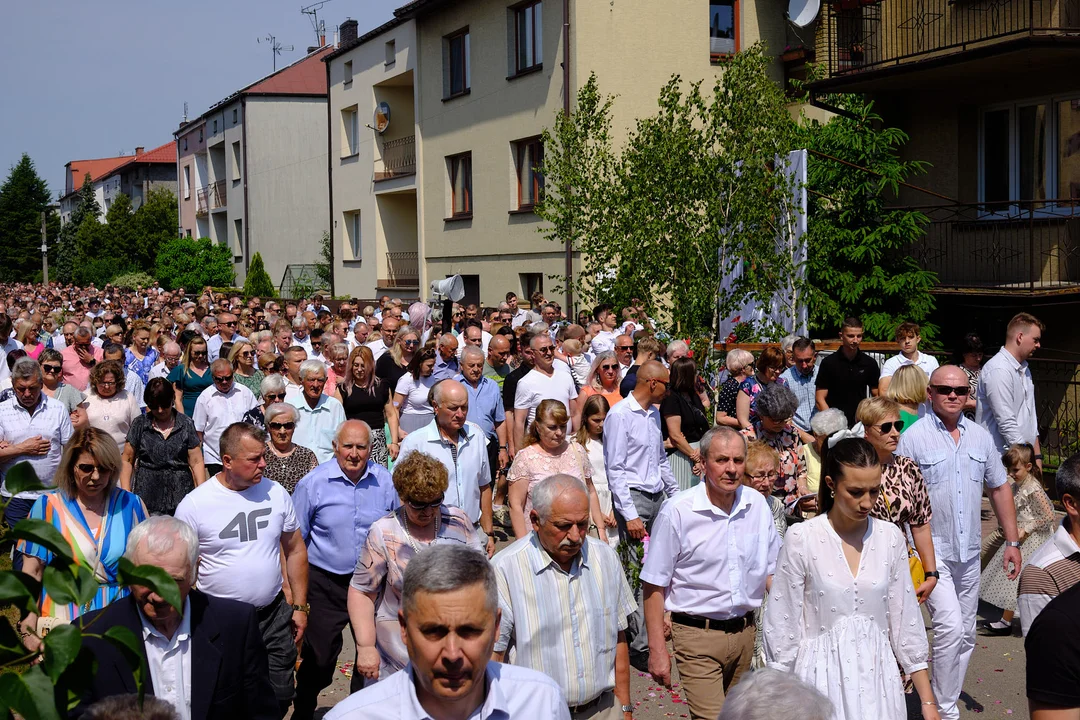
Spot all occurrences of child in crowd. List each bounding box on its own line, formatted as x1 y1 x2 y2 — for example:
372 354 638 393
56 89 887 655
745 440 787 669
878 321 939 395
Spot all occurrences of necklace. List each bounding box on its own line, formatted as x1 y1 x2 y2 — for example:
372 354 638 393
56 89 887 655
398 507 441 554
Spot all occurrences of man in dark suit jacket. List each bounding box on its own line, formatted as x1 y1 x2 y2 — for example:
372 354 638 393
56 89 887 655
74 516 279 720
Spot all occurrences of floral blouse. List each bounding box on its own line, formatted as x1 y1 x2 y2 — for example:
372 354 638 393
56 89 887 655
870 454 933 531
739 375 787 422
508 443 593 518
745 419 807 505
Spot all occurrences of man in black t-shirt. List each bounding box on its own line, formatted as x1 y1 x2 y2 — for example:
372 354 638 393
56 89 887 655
814 316 880 427
1026 581 1080 719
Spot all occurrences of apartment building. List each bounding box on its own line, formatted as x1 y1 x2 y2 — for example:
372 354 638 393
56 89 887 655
98 141 177 213
326 0 791 307
176 47 332 288
59 154 131 225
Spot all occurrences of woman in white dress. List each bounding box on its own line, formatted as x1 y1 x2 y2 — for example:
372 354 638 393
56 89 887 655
763 437 940 720
574 393 618 547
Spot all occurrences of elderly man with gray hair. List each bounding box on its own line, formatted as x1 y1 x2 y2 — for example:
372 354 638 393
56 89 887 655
717 668 834 720
290 419 398 720
149 341 183 381
326 544 570 720
491 475 636 719
75 515 280 719
287 358 346 464
456 344 509 486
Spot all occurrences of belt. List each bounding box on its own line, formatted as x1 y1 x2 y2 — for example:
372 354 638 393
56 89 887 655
255 591 285 623
629 487 664 499
568 690 611 715
671 611 753 633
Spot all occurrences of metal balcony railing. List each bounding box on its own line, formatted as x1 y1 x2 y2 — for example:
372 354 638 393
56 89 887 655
209 180 227 210
375 135 416 181
382 251 419 287
900 199 1080 293
816 0 1080 78
195 188 209 217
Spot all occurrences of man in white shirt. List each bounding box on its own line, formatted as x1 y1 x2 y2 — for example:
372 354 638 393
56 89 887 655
206 312 238 362
149 342 183 381
878 321 940 395
175 422 310 717
641 426 781 719
193 360 258 476
349 321 370 350
506 292 530 329
366 316 398 363
976 312 1043 461
603 361 680 671
589 304 619 355
325 544 570 720
290 317 314 356
513 333 580 450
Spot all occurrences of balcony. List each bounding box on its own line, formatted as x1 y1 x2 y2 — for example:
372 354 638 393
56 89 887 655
374 135 416 182
196 180 228 214
812 0 1080 89
902 200 1080 295
380 251 419 288
195 189 209 217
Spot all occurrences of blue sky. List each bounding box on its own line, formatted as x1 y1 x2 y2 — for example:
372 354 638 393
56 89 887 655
0 0 399 197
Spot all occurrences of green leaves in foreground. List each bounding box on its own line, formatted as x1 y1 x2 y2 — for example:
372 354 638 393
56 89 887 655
117 558 181 613
0 665 62 720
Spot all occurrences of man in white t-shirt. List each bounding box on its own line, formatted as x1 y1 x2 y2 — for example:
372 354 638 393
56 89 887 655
193 360 258 476
365 316 398 363
175 422 309 717
589 304 620 355
513 333 580 451
878 321 939 395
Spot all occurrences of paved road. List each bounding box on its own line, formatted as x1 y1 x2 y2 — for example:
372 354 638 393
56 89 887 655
301 500 1033 719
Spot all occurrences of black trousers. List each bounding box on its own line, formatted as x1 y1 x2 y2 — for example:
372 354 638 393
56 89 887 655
291 564 364 720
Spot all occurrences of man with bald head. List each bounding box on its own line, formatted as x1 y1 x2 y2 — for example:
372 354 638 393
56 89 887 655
207 312 238 362
484 334 512 388
290 420 398 719
366 315 398 363
398 379 495 557
604 360 679 672
898 364 1022 720
431 332 460 382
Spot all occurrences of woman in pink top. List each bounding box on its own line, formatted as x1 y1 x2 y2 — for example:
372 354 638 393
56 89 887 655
507 399 608 542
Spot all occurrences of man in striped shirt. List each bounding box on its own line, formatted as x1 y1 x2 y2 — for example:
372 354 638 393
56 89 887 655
1018 452 1080 636
492 475 636 720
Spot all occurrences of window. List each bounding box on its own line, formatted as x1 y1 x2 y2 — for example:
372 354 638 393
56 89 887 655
341 106 360 157
232 108 238 124
513 137 544 209
183 137 188 152
344 60 353 84
979 96 1080 207
231 142 242 181
514 2 542 74
344 210 361 261
213 119 218 134
198 128 203 143
444 29 470 98
520 273 543 299
233 219 243 257
448 153 473 218
385 40 396 65
183 166 191 199
710 0 737 57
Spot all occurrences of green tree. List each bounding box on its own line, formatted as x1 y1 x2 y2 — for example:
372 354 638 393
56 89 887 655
799 92 937 341
103 193 137 265
72 212 113 287
55 176 99 284
155 237 235 290
314 231 333 294
243 252 276 297
131 187 178 272
0 154 59 282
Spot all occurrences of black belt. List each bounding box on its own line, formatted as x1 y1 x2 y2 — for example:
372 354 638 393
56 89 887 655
671 611 753 633
568 690 611 715
255 590 285 623
629 488 664 500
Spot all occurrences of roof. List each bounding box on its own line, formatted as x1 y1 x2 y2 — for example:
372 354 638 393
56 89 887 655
63 155 132 197
198 46 334 119
324 16 407 62
104 141 178 177
393 0 450 19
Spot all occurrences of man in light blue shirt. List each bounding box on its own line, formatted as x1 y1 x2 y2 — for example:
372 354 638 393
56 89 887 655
291 419 398 720
398 380 494 557
897 364 1021 720
456 346 508 483
430 334 460 382
779 337 818 438
288 359 346 464
325 544 569 720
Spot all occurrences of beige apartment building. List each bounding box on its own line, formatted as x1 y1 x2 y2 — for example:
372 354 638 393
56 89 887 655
327 0 792 307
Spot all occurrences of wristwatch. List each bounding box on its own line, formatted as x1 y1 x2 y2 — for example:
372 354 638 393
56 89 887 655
1005 540 1022 548
621 705 634 714
291 603 311 613
923 571 940 579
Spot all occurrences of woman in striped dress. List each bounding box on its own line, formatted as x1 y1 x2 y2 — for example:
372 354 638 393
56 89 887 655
17 427 148 653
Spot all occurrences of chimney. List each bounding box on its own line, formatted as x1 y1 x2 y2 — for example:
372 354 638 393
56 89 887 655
135 146 145 155
308 45 320 54
340 18 358 45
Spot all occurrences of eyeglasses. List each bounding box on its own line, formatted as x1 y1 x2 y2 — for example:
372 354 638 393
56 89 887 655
191 351 208 357
874 420 906 434
75 463 107 475
42 364 62 374
268 421 296 430
404 339 420 347
930 384 970 397
748 471 780 481
213 374 234 383
535 346 554 354
97 380 117 387
239 351 254 358
600 364 617 371
224 321 238 327
406 494 444 511
264 392 285 401
650 378 669 388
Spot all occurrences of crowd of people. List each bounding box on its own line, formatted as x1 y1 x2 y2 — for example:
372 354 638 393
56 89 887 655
0 281 1077 720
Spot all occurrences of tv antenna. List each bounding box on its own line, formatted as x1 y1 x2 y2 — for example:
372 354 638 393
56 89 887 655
258 34 294 72
301 0 332 46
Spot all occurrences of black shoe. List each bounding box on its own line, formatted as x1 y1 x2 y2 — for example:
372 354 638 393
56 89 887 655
981 620 1012 636
629 651 650 673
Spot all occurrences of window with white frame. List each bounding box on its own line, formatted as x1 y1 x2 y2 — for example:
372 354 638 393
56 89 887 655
344 210 362 261
183 166 191 199
981 96 1080 206
342 106 360 157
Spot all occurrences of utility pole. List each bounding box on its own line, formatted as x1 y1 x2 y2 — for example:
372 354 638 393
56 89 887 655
40 211 49 285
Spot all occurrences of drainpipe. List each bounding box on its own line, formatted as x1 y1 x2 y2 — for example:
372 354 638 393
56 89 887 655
242 97 251 279
563 0 573 316
326 57 335 297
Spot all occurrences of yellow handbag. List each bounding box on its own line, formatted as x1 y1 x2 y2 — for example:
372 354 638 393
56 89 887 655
883 489 925 588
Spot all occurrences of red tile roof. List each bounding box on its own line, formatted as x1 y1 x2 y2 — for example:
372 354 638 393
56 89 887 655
65 155 131 195
128 141 177 165
244 46 333 96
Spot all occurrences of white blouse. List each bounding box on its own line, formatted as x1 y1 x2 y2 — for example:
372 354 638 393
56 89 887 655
763 515 929 720
84 390 141 451
394 373 437 416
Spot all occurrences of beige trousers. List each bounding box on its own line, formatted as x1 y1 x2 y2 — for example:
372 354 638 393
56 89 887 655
670 621 754 720
569 690 623 720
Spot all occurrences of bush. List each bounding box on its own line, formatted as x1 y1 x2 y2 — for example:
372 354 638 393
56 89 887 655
155 237 235 290
243 252 276 297
76 258 134 288
110 271 157 290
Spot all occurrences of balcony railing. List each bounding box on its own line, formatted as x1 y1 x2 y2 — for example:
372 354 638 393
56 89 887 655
195 180 228 215
381 251 419 288
816 0 1080 78
375 135 416 182
901 199 1080 293
195 188 209 217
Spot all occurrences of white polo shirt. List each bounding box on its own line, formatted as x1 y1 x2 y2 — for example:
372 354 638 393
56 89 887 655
192 383 257 464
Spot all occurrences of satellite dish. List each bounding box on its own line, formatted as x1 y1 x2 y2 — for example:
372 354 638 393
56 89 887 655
431 275 465 302
788 0 820 27
374 102 391 134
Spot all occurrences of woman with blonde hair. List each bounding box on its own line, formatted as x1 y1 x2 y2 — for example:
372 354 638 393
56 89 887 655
228 339 264 399
123 320 157 384
716 348 754 428
578 351 623 407
337 345 400 466
883 363 928 432
507 399 606 540
167 336 212 416
375 324 420 391
16 317 45 360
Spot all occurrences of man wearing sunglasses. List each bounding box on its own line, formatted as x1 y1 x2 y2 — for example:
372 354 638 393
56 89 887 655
976 312 1044 466
193 360 259 477
207 312 238 362
898 365 1021 720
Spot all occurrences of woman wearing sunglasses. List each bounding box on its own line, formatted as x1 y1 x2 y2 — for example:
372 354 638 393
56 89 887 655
167 336 212 416
578 351 623 407
242 373 289 430
347 451 483 682
261 403 318 494
38 349 89 429
17 427 148 653
857 396 938 604
228 339 264 399
375 325 421 392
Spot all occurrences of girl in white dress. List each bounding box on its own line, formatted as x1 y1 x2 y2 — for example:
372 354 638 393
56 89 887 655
763 437 940 720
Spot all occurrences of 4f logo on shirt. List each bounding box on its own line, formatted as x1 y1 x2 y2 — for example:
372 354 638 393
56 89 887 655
219 508 273 542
